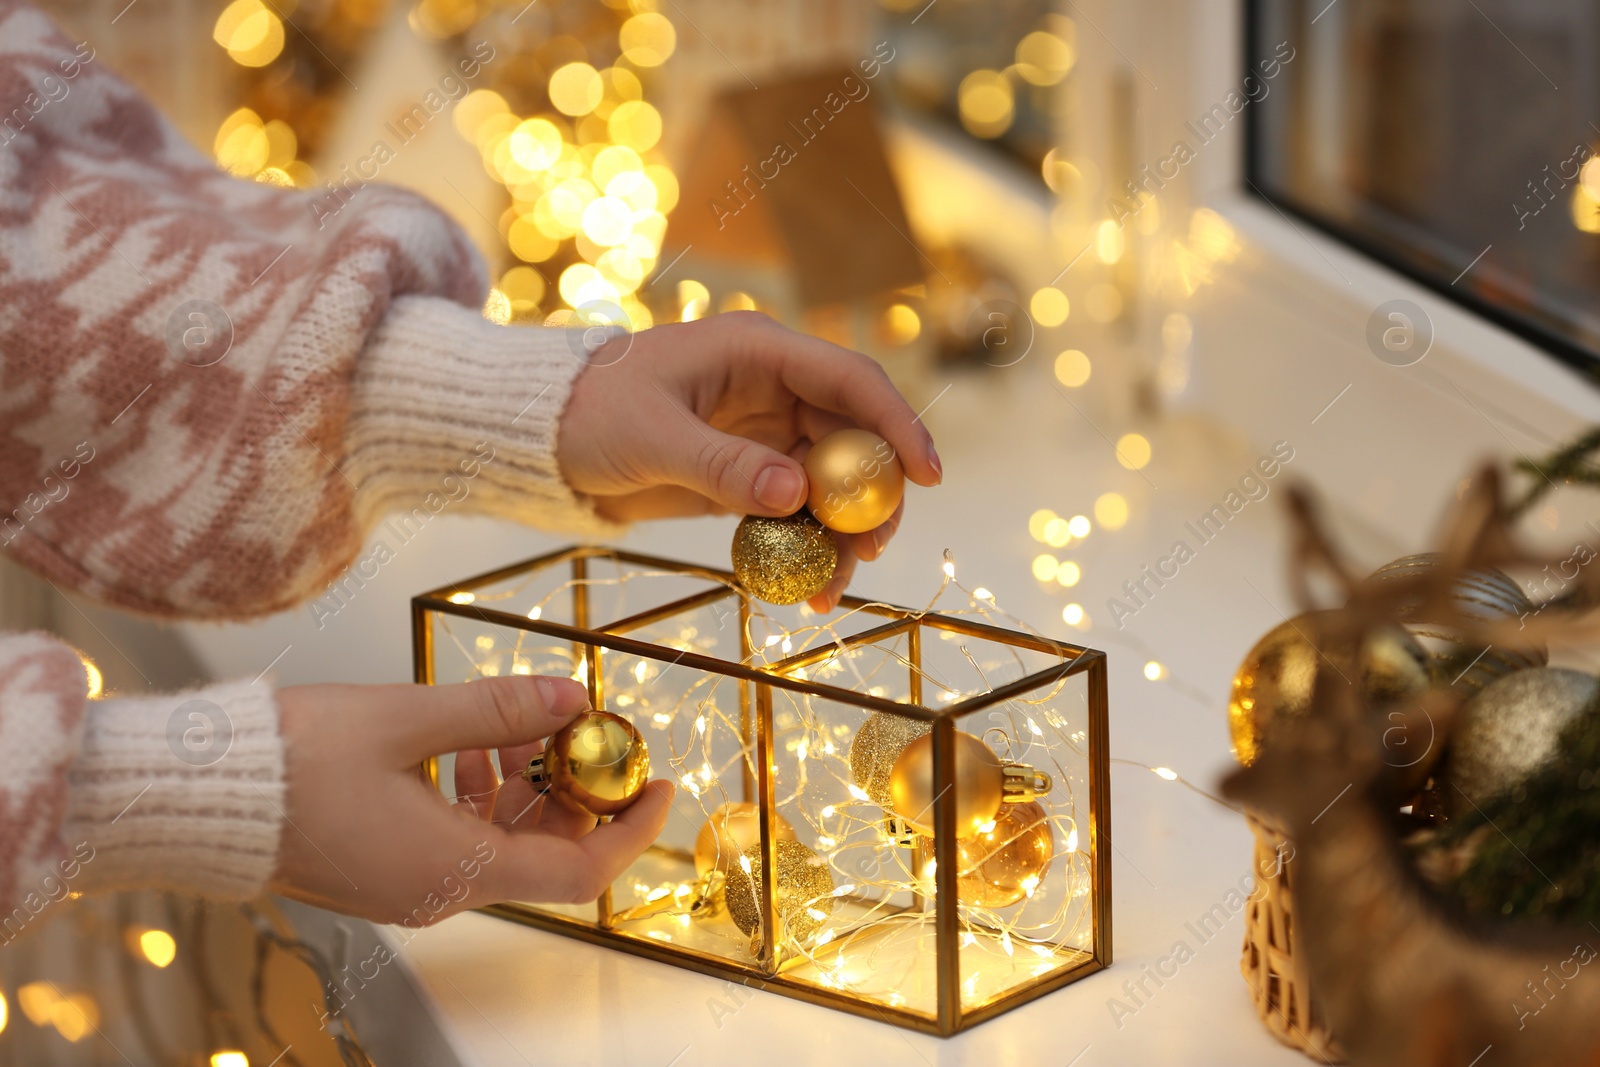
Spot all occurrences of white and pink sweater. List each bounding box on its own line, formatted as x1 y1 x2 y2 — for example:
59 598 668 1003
0 0 614 920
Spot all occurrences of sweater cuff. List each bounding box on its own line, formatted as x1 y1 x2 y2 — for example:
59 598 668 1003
63 680 285 900
345 294 625 538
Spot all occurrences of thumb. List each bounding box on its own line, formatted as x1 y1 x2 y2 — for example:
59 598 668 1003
392 676 591 759
657 418 807 516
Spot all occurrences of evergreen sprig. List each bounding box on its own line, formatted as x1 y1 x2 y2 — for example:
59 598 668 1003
1440 704 1600 925
1510 425 1600 520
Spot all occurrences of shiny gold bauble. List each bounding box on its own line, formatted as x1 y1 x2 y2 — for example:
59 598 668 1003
889 731 1004 838
803 429 905 535
1367 553 1545 691
848 712 931 807
693 801 797 877
1444 667 1599 814
722 839 836 948
529 709 650 816
916 800 1054 908
1228 611 1430 767
731 512 837 606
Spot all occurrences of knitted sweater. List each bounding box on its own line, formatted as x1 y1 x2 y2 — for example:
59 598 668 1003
0 0 615 921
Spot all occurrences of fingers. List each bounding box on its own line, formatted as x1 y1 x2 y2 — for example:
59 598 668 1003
452 750 499 820
591 485 730 523
389 676 591 760
488 780 675 904
650 407 809 517
809 533 858 613
807 498 903 612
528 793 598 840
732 316 941 487
849 497 904 564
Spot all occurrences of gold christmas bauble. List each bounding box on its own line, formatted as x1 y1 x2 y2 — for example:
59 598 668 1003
848 712 931 807
693 802 797 876
1367 553 1545 691
1228 611 1430 767
731 512 837 605
529 709 650 816
916 800 1054 908
803 429 905 535
1444 667 1599 813
722 839 836 948
889 731 1004 838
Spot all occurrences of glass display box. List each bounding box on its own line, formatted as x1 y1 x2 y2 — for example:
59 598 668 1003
412 545 1110 1035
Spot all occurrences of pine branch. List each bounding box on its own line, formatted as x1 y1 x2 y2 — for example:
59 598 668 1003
1508 425 1600 520
1440 703 1600 926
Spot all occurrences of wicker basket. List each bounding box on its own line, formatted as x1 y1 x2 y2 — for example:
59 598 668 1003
1241 813 1345 1063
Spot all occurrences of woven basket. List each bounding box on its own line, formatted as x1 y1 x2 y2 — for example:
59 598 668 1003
1241 813 1345 1063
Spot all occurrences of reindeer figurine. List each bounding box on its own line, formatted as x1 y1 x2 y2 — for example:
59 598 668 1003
1221 471 1600 1067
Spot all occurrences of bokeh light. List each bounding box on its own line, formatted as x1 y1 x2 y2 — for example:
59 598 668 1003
1116 433 1152 471
213 0 284 67
620 12 676 67
1054 349 1091 387
1015 28 1075 85
958 70 1013 138
137 928 177 968
883 303 921 344
1029 287 1070 327
1095 219 1124 264
550 62 604 116
608 100 663 151
1094 492 1129 530
1028 508 1058 541
214 108 269 176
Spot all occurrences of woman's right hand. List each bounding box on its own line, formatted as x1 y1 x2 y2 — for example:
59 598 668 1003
270 676 672 926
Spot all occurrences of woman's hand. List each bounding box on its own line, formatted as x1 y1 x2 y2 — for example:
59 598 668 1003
556 312 943 611
271 676 671 926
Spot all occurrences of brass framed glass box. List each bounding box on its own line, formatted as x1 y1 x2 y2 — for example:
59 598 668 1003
412 545 1111 1036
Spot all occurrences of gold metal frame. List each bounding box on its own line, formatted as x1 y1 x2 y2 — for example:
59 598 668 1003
412 545 1112 1037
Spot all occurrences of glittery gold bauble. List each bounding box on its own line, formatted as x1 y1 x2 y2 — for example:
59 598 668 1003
731 512 837 605
803 429 905 535
693 802 797 877
916 800 1053 908
848 712 931 807
1367 553 1545 691
722 839 836 948
1228 611 1430 766
526 709 650 816
1444 667 1599 813
889 731 1004 838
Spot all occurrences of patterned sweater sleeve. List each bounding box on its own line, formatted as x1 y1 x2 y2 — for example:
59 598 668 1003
0 1 618 912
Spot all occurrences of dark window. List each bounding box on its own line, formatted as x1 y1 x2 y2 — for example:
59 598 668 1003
1247 0 1600 375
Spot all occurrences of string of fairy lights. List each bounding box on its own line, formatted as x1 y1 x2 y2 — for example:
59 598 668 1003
433 552 1099 1007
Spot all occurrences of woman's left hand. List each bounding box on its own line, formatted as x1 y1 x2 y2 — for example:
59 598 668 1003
555 312 942 611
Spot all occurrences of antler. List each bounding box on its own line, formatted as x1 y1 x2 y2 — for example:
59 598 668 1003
1284 464 1600 649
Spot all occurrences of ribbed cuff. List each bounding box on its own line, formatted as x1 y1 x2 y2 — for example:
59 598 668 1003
62 680 285 900
345 294 624 538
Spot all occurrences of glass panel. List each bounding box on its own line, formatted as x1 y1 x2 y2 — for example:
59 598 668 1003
953 667 1096 1011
